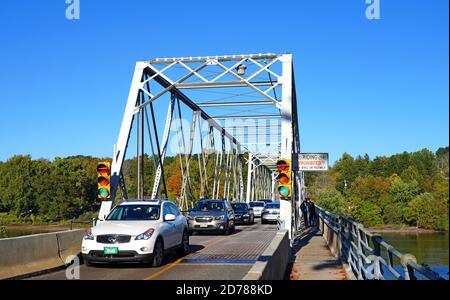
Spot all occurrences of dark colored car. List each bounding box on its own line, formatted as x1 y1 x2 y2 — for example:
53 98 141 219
259 199 273 204
187 199 235 235
231 202 254 225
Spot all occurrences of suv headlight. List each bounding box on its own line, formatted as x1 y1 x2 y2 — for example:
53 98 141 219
187 215 194 220
135 228 155 240
214 215 225 221
243 213 249 217
83 228 94 240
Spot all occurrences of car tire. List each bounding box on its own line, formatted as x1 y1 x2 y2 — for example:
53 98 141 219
84 258 92 267
224 224 230 235
151 238 164 267
261 219 266 224
177 230 189 256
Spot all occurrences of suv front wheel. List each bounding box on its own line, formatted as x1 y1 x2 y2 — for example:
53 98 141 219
152 238 164 267
177 230 189 256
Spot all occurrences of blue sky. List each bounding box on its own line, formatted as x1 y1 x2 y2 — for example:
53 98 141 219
0 0 448 164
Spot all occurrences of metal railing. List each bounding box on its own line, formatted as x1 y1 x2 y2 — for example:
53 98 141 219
315 206 444 280
69 218 98 230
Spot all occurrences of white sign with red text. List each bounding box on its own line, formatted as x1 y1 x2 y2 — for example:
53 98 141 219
298 153 329 171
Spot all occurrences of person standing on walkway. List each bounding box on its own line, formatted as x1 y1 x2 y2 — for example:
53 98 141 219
308 199 316 227
300 199 309 227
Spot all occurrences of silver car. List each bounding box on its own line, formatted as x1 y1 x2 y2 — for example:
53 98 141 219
187 199 235 235
248 201 265 218
261 202 280 224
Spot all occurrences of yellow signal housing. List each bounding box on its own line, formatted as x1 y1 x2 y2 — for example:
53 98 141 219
97 162 111 200
276 159 291 199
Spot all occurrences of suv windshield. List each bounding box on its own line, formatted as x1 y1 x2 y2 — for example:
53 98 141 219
106 205 160 221
193 200 225 212
249 202 264 207
265 203 280 209
232 203 248 211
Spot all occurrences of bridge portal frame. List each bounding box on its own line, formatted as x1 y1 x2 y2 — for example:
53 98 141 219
98 53 304 240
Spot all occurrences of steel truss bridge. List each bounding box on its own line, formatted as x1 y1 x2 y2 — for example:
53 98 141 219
99 53 305 240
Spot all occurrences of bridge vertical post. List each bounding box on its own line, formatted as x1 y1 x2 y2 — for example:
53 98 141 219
98 62 146 220
279 53 293 239
246 153 253 203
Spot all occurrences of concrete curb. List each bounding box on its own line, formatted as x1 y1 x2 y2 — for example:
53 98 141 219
0 229 84 280
242 230 290 280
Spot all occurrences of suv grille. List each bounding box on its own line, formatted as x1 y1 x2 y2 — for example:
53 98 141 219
195 216 213 223
96 234 131 244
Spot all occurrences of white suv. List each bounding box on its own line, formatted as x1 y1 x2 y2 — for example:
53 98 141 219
81 199 189 267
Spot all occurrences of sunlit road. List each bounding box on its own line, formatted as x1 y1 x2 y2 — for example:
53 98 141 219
28 219 277 280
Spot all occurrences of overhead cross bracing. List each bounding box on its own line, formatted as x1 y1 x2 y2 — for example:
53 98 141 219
98 53 304 240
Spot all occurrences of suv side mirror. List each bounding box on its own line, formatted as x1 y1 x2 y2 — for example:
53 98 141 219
164 214 176 222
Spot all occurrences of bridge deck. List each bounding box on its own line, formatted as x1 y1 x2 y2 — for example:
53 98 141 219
28 220 277 280
290 227 347 280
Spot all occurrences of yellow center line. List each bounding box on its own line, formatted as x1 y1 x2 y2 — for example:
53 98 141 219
144 236 229 280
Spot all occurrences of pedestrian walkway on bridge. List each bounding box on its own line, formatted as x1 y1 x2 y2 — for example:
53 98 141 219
290 226 347 280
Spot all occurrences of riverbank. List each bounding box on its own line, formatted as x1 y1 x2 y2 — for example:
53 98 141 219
0 224 89 239
367 225 444 234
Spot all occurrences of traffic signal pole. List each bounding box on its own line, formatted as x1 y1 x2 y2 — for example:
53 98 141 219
279 54 294 240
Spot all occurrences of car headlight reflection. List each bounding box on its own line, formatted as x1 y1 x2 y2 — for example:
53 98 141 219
135 228 155 240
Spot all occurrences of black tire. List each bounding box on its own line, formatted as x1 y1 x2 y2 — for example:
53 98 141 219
152 238 164 267
224 224 230 235
84 258 92 267
261 219 266 224
177 230 189 256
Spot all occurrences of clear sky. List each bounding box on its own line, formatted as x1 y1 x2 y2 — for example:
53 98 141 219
0 0 448 164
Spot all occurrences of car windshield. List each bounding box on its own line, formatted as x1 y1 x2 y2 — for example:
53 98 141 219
106 205 160 221
265 203 280 209
249 202 264 207
193 200 225 212
232 203 248 211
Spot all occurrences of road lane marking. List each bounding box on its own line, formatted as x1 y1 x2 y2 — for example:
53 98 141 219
144 236 229 280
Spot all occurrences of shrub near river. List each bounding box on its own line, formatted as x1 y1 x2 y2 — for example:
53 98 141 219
306 147 449 230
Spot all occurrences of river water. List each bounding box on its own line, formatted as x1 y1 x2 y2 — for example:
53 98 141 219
375 231 449 280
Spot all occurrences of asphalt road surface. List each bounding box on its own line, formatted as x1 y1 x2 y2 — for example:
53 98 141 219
28 219 278 280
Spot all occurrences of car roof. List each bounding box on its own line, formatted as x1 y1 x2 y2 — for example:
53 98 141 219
119 199 169 205
198 199 226 202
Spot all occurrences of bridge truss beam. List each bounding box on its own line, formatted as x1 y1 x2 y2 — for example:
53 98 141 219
98 53 304 241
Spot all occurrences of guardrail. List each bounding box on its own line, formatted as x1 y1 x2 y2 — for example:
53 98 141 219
243 230 290 280
315 206 444 280
0 229 84 279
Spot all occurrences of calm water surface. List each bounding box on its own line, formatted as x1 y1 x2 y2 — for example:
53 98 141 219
376 231 449 280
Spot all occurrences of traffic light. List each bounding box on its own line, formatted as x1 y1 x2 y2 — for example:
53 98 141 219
97 162 111 200
276 159 291 199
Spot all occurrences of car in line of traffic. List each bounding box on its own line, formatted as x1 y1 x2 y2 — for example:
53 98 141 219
231 202 255 225
248 201 269 217
187 199 236 235
81 199 189 268
261 201 280 224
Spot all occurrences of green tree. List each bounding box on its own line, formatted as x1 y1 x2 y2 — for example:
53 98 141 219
405 193 448 230
354 202 383 227
312 189 345 214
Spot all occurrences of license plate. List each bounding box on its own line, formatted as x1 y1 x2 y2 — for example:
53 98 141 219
104 247 119 255
199 224 208 228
